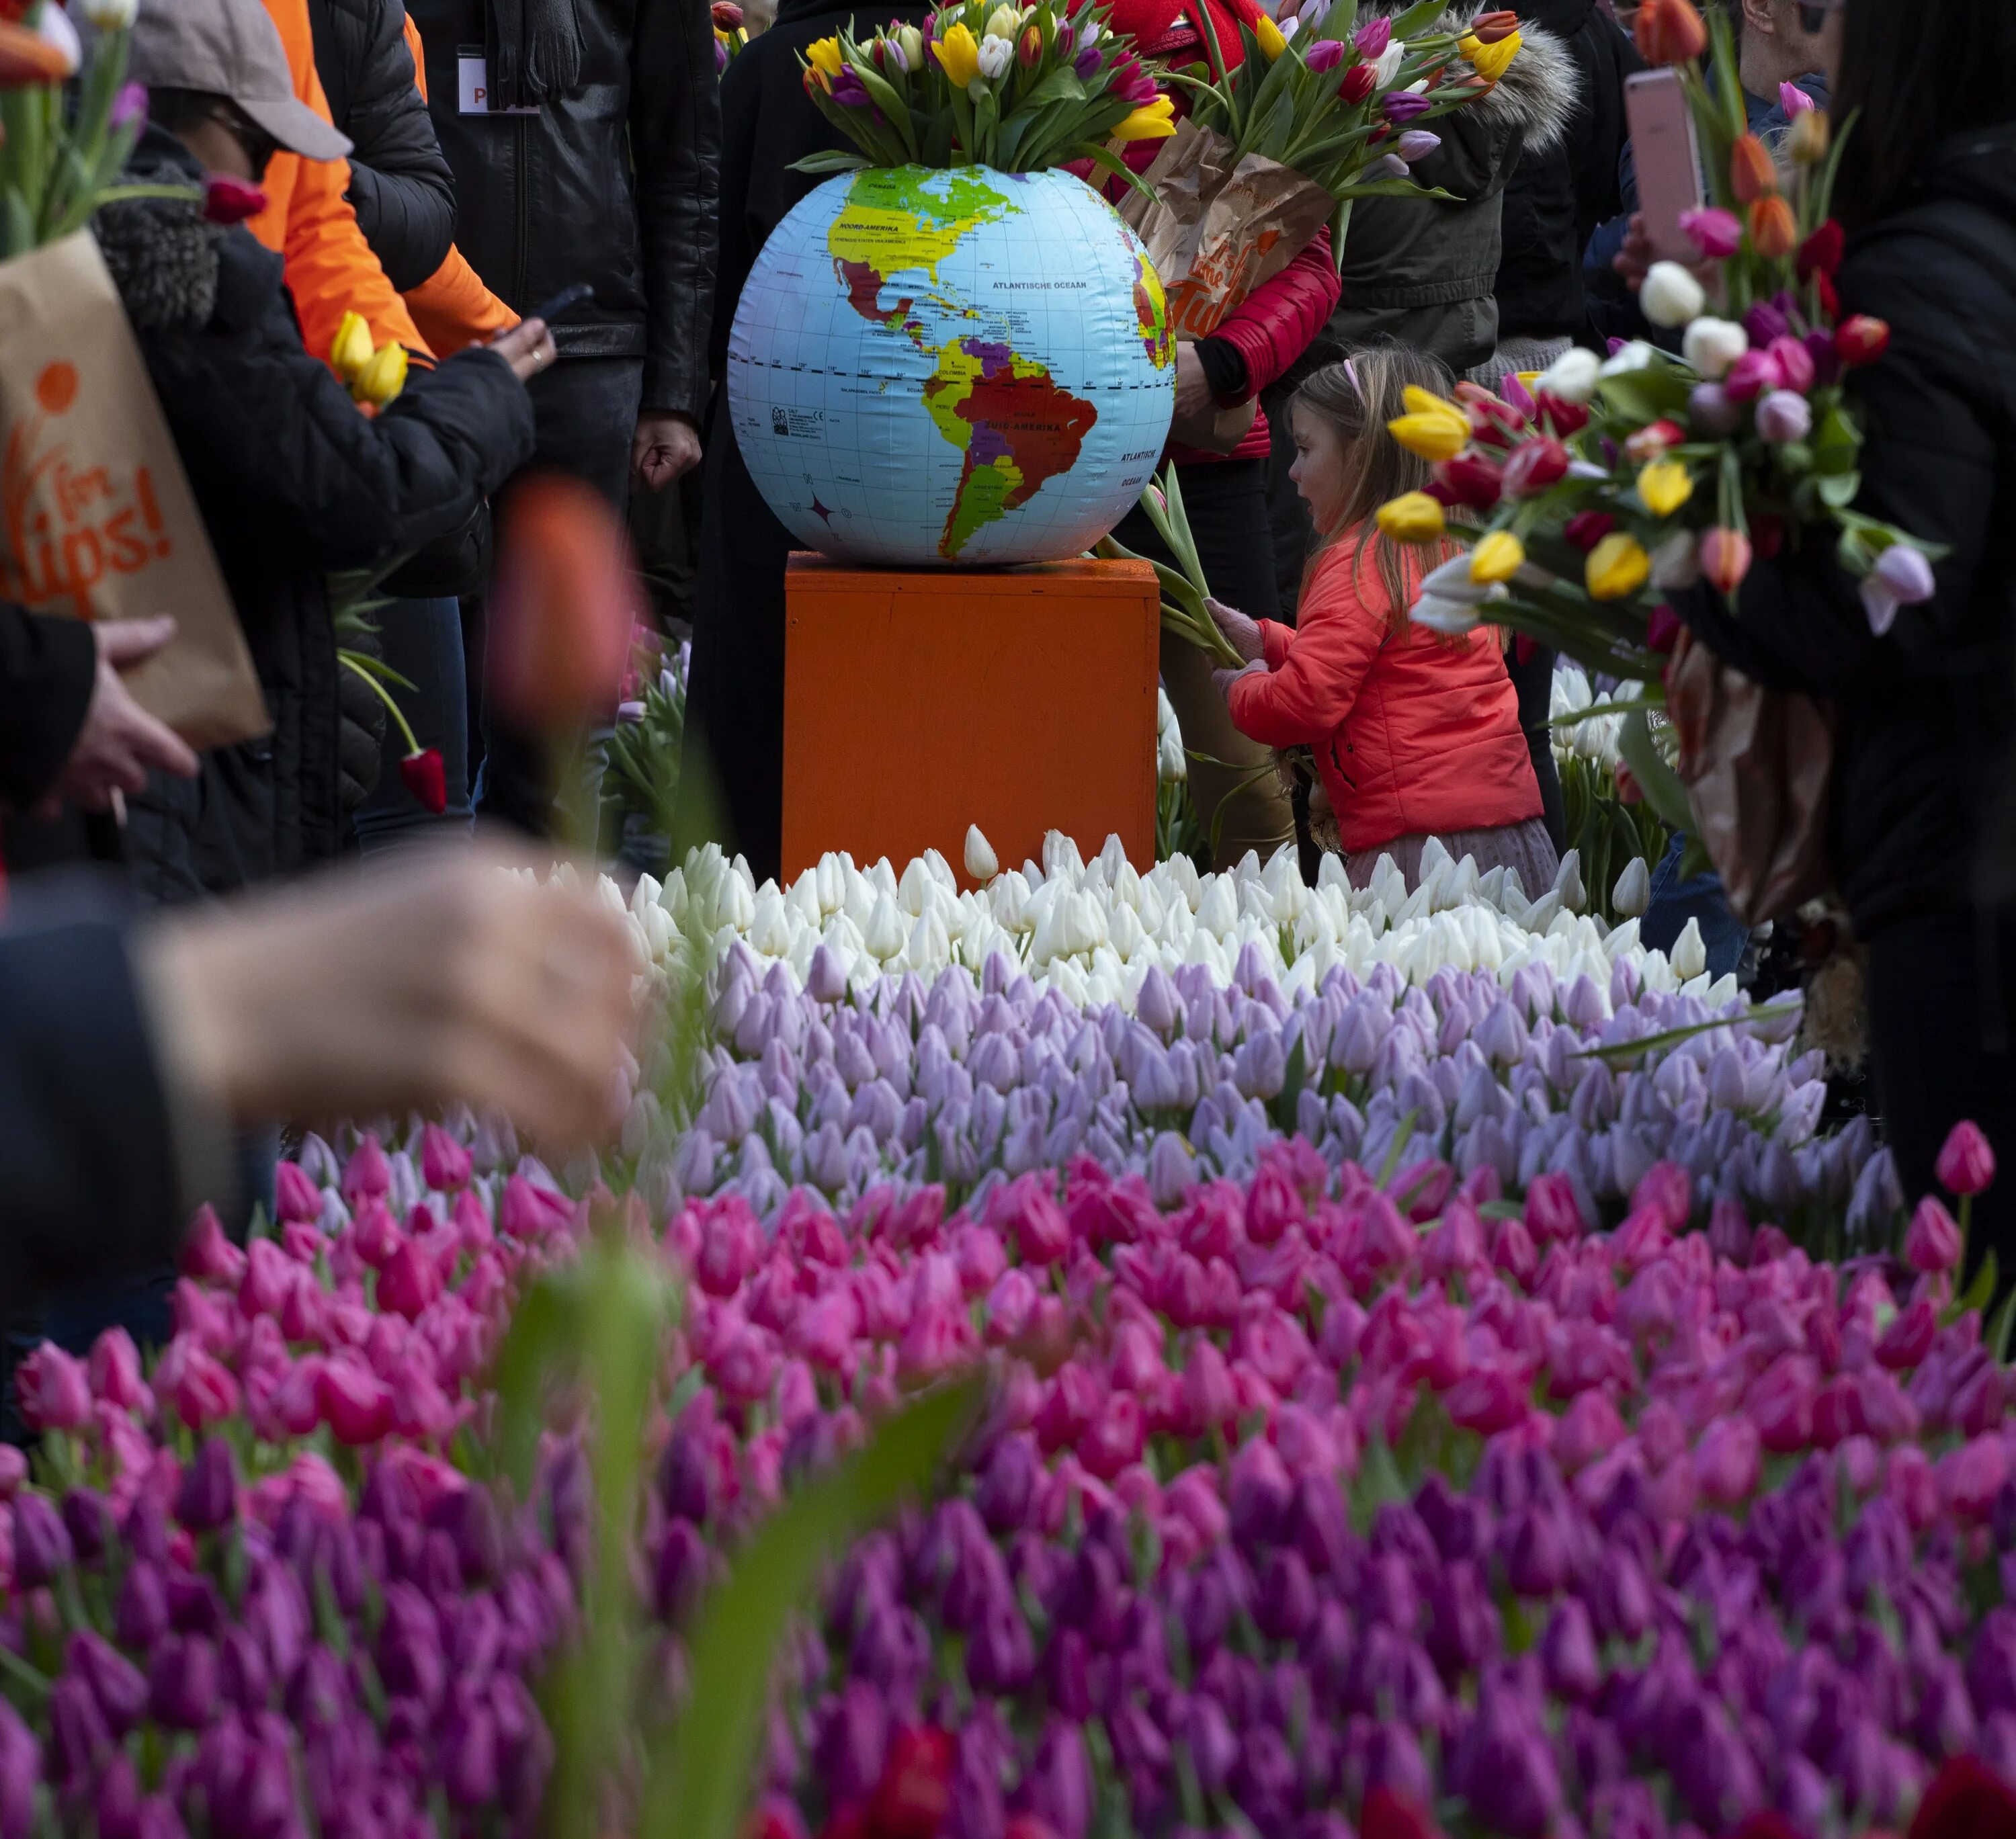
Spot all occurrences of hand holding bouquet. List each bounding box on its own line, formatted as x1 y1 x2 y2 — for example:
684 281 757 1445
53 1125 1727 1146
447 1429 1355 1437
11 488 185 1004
796 0 1175 189
1371 0 1939 676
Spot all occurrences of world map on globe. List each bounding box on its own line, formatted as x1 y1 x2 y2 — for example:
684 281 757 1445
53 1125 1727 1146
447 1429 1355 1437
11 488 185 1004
728 164 1176 568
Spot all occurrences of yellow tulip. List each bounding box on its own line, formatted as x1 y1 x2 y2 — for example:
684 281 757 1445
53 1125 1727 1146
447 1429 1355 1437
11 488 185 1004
932 21 980 86
1470 531 1525 585
1253 11 1288 58
806 34 845 74
353 341 408 407
1638 458 1693 517
1586 531 1650 601
1376 493 1447 543
330 310 373 383
1788 106 1829 165
984 5 1019 38
1114 95 1177 140
1460 28 1521 82
1386 396 1470 463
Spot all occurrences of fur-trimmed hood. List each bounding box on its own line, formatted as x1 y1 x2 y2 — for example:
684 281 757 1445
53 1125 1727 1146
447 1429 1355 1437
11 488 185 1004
92 128 224 335
1366 0 1583 159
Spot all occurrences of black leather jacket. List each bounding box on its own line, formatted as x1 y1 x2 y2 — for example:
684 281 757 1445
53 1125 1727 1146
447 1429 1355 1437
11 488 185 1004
308 0 458 292
407 0 720 419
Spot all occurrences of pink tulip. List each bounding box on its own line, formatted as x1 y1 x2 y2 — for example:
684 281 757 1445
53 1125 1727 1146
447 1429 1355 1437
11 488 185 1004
1304 37 1345 71
1552 1390 1624 1472
239 1238 296 1319
1352 14 1390 56
1523 1172 1585 1243
1937 1432 2007 1522
1747 1353 1818 1454
1905 1197 1964 1274
1936 1120 1997 1197
316 1353 394 1445
1678 205 1742 259
1723 347 1783 402
377 1239 446 1322
14 1344 91 1432
153 1338 241 1432
1078 1392 1144 1479
388 1356 460 1441
1179 1338 1238 1433
351 1200 404 1270
420 1123 474 1193
274 1160 323 1226
0 1447 23 1500
171 1280 237 1357
179 1205 246 1284
498 1173 575 1240
87 1329 151 1412
790 1289 863 1371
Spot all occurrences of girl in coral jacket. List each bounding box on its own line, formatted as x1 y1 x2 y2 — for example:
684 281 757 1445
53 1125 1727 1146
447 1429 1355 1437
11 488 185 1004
1208 342 1558 894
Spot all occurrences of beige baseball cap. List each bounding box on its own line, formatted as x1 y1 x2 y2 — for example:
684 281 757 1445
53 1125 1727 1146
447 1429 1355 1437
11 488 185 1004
128 0 353 162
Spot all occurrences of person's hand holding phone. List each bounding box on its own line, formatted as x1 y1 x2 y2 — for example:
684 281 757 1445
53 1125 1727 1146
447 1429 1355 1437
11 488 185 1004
489 317 558 383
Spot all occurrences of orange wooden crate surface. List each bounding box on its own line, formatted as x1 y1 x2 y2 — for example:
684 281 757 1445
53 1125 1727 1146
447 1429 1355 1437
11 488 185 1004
782 555 1160 884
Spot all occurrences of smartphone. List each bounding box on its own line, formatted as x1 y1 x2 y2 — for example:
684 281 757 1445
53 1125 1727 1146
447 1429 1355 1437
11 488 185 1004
527 282 594 325
1626 69 1706 265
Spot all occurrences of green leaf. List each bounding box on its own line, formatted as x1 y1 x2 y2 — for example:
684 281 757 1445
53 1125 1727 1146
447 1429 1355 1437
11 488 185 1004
1349 1437 1406 1536
1617 708 1695 838
1597 366 1693 425
1988 1283 2016 1365
1816 470 1861 510
1569 1002 1800 1066
484 1275 580 1494
638 1378 986 1839
1386 0 1452 37
1267 1032 1308 1135
1948 1250 1999 1326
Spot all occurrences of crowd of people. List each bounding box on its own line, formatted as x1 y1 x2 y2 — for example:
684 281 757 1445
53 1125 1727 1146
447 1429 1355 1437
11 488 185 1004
1 0 2014 1353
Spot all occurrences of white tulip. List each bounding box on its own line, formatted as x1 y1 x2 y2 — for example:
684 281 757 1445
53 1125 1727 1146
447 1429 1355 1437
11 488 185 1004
1599 340 1656 377
1681 316 1749 380
1650 527 1702 591
976 33 1014 77
1611 856 1651 918
83 0 138 25
1640 261 1707 329
1421 552 1496 607
962 824 998 884
1373 40 1405 84
1538 346 1601 405
1554 849 1586 914
1670 916 1708 981
1410 593 1482 636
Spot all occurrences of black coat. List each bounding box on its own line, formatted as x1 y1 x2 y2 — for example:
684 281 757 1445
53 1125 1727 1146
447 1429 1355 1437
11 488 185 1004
683 0 932 884
1677 122 2016 939
0 880 187 1305
0 605 95 812
1493 0 1638 345
407 0 720 417
97 128 536 899
308 0 458 291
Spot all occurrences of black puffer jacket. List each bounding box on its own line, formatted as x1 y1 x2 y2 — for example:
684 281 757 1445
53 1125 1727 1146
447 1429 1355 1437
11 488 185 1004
308 0 457 290
1493 0 1637 345
407 0 720 417
1677 122 2016 940
97 128 536 900
1326 1 1579 376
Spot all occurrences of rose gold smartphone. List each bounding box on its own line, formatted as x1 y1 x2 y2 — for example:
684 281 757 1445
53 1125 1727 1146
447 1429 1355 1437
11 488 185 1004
1626 68 1706 265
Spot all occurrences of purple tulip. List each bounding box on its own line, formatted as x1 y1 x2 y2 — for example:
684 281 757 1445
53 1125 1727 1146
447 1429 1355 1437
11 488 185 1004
177 1437 238 1533
1452 1688 1564 1839
441 1697 501 1805
218 1629 272 1713
150 1635 219 1731
12 1493 73 1588
168 1571 226 1637
1073 42 1101 77
655 1520 710 1622
1382 91 1432 124
967 1593 1036 1693
1366 153 1410 180
830 65 873 105
1742 294 1793 347
47 1676 109 1783
1304 38 1345 71
1255 1549 1317 1642
1015 1718 1091 1839
977 1435 1039 1535
1874 542 1936 605
68 1631 148 1736
1754 388 1813 444
0 1699 41 1839
816 1682 889 1805
1396 128 1441 161
428 1485 503 1586
61 1488 114 1568
1540 1599 1601 1701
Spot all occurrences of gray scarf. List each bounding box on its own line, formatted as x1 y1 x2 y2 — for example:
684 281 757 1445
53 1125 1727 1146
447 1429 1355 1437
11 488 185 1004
486 0 585 109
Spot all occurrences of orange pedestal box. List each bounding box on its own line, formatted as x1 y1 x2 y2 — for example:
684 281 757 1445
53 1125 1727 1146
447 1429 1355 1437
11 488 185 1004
782 555 1160 883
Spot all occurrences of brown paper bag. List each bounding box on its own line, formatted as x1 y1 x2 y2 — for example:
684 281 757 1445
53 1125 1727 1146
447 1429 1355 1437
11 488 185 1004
1667 628 1835 927
0 231 269 751
1118 119 1337 342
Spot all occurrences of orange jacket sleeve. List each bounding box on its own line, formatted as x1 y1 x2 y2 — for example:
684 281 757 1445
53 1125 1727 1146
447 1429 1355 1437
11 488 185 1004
249 0 430 368
1228 544 1390 747
394 12 518 358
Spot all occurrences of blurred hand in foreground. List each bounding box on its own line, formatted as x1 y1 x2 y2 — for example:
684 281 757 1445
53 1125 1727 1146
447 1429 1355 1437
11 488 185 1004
137 848 634 1148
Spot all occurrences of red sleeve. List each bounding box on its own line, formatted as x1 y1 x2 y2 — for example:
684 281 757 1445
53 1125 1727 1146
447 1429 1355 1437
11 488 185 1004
1228 546 1386 745
1259 618 1294 670
1208 228 1341 400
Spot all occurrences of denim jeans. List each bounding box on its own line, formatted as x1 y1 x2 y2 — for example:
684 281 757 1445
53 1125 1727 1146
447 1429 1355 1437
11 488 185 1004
1641 830 1749 978
353 596 474 851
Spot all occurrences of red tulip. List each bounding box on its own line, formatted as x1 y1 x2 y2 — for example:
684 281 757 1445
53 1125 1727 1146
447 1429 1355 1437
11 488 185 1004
1535 392 1588 436
1563 509 1615 552
398 747 447 814
1835 314 1891 366
1633 0 1706 63
1909 1755 2016 1839
1645 603 1683 652
868 1727 954 1839
1339 60 1378 103
487 472 639 730
1430 454 1504 509
1797 218 1844 280
202 175 268 225
1623 418 1684 463
1468 9 1520 42
1499 436 1569 498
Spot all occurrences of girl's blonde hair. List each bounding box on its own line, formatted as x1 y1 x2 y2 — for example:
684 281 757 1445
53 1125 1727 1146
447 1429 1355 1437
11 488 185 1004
1292 340 1460 632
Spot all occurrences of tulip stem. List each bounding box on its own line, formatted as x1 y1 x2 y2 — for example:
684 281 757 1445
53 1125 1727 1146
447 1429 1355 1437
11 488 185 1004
338 650 421 757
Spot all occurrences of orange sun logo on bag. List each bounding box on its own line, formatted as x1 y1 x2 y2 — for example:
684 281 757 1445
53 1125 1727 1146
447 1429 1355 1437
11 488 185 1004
1 359 176 619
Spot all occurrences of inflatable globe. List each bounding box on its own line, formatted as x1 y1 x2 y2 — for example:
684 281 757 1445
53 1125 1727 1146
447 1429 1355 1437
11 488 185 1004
728 165 1175 568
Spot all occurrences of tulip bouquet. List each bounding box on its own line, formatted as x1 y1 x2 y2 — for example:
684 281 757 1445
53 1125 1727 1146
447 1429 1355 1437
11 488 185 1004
328 308 409 410
794 1 1178 189
1118 0 1513 339
1368 0 1941 824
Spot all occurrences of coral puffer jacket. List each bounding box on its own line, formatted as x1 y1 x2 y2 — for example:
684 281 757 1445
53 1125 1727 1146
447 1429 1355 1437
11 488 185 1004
1228 536 1541 852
